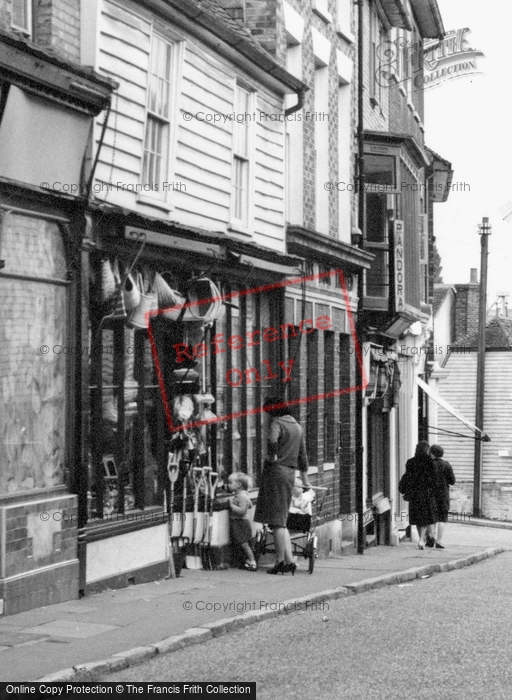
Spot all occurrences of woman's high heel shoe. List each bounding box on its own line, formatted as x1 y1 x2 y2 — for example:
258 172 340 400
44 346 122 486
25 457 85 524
267 561 285 575
282 563 297 576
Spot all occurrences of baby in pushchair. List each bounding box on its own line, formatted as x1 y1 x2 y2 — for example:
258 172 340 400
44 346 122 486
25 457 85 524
287 480 315 532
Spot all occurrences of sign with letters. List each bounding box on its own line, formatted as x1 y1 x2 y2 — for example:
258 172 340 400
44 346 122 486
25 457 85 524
393 220 405 313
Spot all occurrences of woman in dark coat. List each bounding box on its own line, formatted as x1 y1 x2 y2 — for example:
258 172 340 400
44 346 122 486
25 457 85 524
428 444 455 549
254 398 312 574
400 441 438 549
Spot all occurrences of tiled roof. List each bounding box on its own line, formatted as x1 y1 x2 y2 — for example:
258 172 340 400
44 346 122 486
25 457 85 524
433 284 454 315
168 0 305 92
452 317 512 349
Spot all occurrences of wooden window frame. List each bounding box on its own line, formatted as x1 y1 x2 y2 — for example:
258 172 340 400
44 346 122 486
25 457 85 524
139 32 183 210
11 0 32 37
230 83 255 235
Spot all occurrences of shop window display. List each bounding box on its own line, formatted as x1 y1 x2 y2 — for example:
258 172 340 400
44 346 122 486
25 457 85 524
86 258 284 534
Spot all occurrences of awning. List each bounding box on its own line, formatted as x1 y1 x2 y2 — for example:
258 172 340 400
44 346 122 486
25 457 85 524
416 377 490 442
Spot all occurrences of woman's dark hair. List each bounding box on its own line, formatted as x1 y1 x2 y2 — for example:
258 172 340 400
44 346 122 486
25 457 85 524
430 444 444 458
415 440 430 458
263 397 291 418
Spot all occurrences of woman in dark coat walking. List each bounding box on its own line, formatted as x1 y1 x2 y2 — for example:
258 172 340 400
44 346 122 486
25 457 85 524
400 441 438 549
428 444 455 549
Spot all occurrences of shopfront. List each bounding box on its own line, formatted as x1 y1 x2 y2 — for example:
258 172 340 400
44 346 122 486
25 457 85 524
0 30 114 615
79 210 299 592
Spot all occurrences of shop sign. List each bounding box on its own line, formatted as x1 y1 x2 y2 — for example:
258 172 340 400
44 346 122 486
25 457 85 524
393 220 404 313
363 508 374 526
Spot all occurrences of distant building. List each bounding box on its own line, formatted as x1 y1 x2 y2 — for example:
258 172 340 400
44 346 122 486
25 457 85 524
430 272 512 521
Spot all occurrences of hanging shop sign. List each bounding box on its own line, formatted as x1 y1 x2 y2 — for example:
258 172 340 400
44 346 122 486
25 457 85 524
393 220 404 314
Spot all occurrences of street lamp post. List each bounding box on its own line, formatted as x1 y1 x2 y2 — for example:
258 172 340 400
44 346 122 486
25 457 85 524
473 217 491 517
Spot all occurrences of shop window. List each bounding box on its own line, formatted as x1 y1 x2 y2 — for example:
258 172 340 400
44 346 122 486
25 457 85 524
365 154 396 189
86 260 286 514
231 85 254 230
319 263 332 285
364 193 389 299
142 34 174 200
11 0 32 36
214 283 283 485
306 328 319 464
397 163 421 310
87 261 208 518
0 214 68 494
323 331 335 462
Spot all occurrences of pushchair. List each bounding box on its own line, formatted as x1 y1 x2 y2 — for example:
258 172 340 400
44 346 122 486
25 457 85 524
253 485 329 573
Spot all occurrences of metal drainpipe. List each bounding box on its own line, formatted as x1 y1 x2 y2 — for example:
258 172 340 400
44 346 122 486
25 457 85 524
355 0 366 554
285 88 307 118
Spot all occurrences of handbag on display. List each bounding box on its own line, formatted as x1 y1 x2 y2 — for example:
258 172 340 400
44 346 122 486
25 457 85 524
108 259 127 321
100 257 116 304
123 270 141 311
128 272 158 329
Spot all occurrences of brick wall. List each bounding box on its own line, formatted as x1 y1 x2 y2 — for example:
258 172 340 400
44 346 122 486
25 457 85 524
388 82 424 145
0 493 79 614
251 0 356 237
454 283 480 341
450 481 512 522
34 0 81 62
0 0 81 62
245 0 280 58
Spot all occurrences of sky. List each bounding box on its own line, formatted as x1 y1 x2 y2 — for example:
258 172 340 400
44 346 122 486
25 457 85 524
424 0 512 310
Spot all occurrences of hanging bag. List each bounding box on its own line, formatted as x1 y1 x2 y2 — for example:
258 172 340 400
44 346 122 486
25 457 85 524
123 270 141 311
100 257 116 304
128 272 158 329
108 258 128 321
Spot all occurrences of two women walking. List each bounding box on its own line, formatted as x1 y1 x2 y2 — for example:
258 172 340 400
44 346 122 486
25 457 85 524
399 441 455 549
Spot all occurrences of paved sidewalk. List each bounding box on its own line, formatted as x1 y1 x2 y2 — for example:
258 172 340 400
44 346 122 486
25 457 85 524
1 522 511 682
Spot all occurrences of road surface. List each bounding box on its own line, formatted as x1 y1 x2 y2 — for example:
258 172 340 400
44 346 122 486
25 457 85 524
106 548 512 699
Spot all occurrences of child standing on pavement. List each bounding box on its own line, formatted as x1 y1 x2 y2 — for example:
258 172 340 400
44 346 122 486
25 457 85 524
228 472 257 571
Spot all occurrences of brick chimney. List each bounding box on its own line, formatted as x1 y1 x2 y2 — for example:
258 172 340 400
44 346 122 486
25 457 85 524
214 0 284 59
215 0 246 23
454 269 480 341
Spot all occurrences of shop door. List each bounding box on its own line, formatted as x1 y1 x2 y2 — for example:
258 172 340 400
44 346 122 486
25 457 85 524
367 398 390 543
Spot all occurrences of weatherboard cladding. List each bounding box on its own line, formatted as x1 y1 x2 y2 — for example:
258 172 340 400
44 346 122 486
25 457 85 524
93 0 286 249
438 352 512 482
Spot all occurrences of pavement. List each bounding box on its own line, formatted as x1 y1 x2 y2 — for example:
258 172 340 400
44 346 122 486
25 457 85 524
1 520 511 683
